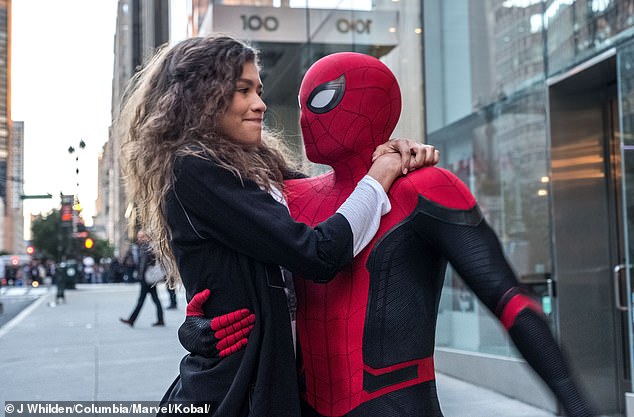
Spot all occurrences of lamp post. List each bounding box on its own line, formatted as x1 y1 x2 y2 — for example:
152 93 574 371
67 139 86 194
67 140 87 261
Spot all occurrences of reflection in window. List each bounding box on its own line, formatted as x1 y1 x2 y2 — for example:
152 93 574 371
430 85 550 358
425 0 634 362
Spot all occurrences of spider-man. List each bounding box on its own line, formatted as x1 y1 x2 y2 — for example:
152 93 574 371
286 52 594 416
180 52 594 416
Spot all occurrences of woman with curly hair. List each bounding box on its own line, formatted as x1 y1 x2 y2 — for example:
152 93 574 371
118 35 436 416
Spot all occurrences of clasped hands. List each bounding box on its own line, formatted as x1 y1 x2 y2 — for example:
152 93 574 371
373 138 439 175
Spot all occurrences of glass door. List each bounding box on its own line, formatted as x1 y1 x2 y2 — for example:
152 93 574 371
549 52 626 415
618 42 634 414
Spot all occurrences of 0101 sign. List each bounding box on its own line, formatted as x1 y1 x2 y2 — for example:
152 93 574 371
240 14 279 32
238 14 374 36
336 18 372 34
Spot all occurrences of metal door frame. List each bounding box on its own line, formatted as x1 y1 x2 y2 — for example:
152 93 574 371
547 49 627 415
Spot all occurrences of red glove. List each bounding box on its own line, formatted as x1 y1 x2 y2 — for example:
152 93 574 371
178 289 255 358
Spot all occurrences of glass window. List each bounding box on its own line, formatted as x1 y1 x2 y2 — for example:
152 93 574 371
619 43 634 313
430 86 550 357
424 0 634 360
424 0 547 133
545 0 634 75
424 0 554 358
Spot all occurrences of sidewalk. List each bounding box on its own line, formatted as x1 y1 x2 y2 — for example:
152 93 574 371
0 284 556 416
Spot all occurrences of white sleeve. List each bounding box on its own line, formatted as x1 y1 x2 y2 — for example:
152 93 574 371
336 175 391 256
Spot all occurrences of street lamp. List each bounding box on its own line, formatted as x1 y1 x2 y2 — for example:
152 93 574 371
67 139 86 191
67 139 88 249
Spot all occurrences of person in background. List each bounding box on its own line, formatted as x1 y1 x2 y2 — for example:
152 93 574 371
117 34 437 416
166 286 177 310
109 257 123 283
82 255 95 283
119 230 164 327
54 264 66 304
122 246 137 282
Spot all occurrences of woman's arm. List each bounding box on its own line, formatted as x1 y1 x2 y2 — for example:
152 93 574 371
170 155 393 281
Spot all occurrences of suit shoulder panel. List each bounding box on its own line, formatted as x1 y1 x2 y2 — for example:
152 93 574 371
394 167 476 210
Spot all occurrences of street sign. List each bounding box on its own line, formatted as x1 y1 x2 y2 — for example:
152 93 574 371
20 194 52 200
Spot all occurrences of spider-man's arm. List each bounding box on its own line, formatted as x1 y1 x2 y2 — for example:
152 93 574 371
407 169 595 416
178 289 255 358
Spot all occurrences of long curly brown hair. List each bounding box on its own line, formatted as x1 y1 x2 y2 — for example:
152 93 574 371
117 35 294 286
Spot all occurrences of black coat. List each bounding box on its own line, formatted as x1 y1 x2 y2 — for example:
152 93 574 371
160 155 354 417
137 241 154 281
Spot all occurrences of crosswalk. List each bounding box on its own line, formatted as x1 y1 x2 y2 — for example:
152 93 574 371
0 285 51 297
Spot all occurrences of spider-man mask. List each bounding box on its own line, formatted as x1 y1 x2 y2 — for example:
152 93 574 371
299 52 402 167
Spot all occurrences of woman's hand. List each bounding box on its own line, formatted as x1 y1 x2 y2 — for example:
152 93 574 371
372 139 439 175
367 152 404 192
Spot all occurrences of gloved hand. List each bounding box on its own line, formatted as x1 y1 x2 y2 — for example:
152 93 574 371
178 288 255 358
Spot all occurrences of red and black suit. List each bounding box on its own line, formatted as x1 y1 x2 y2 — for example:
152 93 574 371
287 52 593 416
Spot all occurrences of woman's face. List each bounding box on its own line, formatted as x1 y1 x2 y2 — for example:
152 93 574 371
217 61 266 147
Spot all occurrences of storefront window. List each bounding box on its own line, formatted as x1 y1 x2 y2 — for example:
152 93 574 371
431 86 550 357
425 0 634 359
425 0 552 358
546 0 634 75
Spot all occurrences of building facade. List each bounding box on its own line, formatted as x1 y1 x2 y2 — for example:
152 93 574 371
425 0 634 415
0 0 23 255
10 120 23 254
0 0 16 253
98 0 169 257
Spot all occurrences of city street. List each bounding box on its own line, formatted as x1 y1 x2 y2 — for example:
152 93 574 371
0 283 557 416
0 285 50 327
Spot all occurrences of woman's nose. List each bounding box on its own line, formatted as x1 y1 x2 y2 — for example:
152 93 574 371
252 94 266 112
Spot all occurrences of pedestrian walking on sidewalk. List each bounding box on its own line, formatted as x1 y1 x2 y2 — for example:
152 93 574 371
54 264 66 304
119 230 164 327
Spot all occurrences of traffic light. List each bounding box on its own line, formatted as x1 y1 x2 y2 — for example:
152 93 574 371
61 195 74 222
84 238 94 249
26 245 35 255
